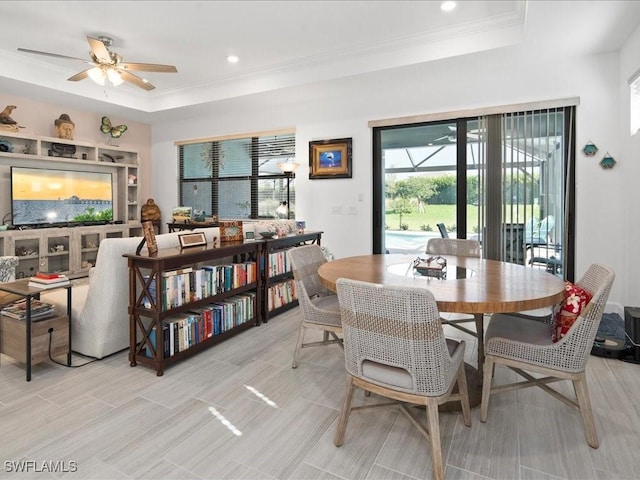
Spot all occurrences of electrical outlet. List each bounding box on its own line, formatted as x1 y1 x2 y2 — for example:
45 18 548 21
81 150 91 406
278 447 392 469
347 205 357 215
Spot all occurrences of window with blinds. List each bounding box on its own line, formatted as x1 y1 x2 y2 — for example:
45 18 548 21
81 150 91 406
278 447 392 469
177 130 296 220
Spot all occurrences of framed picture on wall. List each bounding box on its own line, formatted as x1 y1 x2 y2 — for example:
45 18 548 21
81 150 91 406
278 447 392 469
309 137 352 179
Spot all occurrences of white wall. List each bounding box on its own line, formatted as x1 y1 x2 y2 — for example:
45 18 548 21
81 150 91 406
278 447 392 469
619 25 640 314
152 40 636 313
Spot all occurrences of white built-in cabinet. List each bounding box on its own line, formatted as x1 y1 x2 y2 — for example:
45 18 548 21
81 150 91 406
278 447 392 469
0 130 143 279
0 130 141 226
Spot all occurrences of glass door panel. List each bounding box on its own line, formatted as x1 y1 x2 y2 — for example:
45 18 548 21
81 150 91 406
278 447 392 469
381 122 459 255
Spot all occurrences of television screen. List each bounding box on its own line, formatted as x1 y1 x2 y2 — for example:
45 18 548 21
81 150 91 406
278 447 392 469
11 166 113 226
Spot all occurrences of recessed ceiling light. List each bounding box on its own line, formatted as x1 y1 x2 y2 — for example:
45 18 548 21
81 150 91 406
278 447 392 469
227 55 239 64
441 1 456 12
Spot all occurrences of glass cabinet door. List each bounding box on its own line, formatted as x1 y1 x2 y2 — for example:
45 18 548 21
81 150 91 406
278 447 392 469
13 235 42 279
45 234 71 274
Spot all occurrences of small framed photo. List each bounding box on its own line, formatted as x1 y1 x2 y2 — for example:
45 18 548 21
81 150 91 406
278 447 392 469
220 220 244 242
172 206 193 222
178 232 207 248
245 231 255 240
309 137 352 179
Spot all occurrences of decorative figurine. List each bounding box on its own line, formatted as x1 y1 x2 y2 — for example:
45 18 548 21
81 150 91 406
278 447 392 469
54 114 75 140
100 116 128 138
141 198 162 222
0 105 17 124
0 105 22 132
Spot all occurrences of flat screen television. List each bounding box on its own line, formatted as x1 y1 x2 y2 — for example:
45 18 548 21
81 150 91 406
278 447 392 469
10 166 114 227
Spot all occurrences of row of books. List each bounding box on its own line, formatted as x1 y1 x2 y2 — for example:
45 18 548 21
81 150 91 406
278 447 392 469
267 250 292 278
267 279 297 312
146 292 256 358
143 262 258 310
0 298 55 321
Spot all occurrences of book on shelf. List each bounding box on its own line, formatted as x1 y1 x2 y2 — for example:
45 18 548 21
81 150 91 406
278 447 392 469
1 299 55 321
34 271 62 280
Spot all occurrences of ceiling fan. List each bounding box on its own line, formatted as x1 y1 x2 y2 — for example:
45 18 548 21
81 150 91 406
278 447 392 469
432 125 481 143
17 35 177 91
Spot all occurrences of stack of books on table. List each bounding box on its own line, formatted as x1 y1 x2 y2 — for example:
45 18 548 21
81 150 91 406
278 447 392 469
27 272 71 289
1 298 55 321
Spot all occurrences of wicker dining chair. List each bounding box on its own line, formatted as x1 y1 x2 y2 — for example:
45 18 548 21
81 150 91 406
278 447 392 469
287 244 343 369
335 278 471 480
480 263 615 448
426 238 482 338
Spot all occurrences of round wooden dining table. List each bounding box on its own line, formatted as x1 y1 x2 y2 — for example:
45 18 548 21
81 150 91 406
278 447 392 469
318 254 566 407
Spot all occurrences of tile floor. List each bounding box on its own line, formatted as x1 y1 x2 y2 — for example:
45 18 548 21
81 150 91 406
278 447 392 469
0 307 638 480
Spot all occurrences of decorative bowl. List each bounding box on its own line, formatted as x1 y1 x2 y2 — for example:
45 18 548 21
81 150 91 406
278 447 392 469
259 231 276 239
0 224 8 231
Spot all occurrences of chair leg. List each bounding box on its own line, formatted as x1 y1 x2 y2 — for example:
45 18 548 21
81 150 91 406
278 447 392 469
474 313 485 375
480 355 495 423
426 400 445 480
573 373 599 449
292 323 306 369
334 376 355 447
456 364 471 427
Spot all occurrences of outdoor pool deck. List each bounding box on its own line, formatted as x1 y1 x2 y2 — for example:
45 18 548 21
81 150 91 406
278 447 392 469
385 230 443 255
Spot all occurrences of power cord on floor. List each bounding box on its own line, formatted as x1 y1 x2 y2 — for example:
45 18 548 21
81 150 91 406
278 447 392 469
47 328 99 367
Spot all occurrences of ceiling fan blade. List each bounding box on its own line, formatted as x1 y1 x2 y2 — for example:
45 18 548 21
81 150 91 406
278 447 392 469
432 135 450 142
118 62 177 73
67 69 91 82
17 47 86 62
117 69 156 91
87 36 111 63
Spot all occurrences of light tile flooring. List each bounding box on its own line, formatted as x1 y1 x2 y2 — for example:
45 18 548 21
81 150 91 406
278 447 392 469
0 308 638 480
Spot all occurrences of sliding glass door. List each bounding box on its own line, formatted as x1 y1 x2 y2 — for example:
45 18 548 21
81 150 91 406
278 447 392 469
375 119 480 255
372 106 575 280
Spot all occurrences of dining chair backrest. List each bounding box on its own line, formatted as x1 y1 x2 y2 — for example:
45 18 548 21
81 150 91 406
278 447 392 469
336 277 463 396
556 263 615 371
426 238 481 258
288 244 332 299
437 223 449 238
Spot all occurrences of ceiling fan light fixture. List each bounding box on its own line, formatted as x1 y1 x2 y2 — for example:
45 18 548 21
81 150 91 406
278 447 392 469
441 1 456 12
106 68 124 86
87 67 106 86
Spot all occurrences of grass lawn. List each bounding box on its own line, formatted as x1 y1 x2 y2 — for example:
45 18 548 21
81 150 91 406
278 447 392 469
385 204 540 233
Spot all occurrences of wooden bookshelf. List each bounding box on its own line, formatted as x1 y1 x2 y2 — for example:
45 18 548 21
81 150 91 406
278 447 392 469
124 239 262 376
261 231 322 322
124 231 323 376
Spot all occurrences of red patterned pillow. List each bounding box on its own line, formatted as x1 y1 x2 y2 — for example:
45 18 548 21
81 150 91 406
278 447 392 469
552 282 593 342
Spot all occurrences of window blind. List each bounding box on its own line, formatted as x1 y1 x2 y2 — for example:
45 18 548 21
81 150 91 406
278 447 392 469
178 130 295 220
